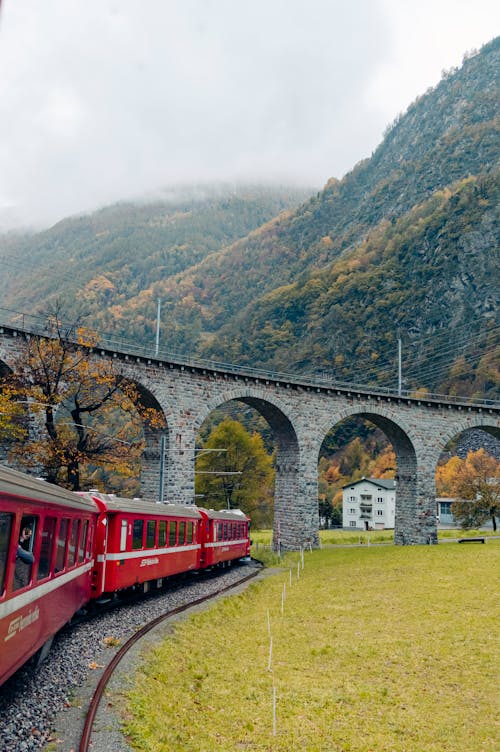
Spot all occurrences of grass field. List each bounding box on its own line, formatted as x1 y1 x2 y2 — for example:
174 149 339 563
251 527 497 549
122 542 499 751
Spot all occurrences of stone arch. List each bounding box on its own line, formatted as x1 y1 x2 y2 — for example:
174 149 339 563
317 405 431 544
194 387 308 549
86 360 177 500
425 415 500 469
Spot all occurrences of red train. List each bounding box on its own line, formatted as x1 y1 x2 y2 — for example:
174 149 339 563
0 464 250 687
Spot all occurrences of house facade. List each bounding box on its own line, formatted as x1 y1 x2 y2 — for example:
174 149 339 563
342 477 396 530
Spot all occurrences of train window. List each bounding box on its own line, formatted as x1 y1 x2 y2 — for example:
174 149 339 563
79 520 89 561
120 520 128 552
132 520 144 550
168 521 177 546
78 521 87 563
146 520 156 548
158 520 167 547
68 520 80 567
223 522 228 540
14 515 37 590
86 522 94 559
38 516 56 580
186 522 193 544
0 513 13 594
178 521 185 545
217 522 223 541
56 518 69 571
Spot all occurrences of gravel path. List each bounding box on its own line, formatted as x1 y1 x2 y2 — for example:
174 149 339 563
0 561 260 752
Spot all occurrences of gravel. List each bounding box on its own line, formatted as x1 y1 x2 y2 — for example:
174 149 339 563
0 561 259 752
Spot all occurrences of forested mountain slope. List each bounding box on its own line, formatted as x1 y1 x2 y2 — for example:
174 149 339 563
1 39 498 398
115 38 499 397
0 185 311 326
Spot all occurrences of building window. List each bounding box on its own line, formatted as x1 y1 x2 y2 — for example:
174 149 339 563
349 521 357 527
377 510 384 516
350 496 356 502
440 501 452 515
349 508 356 514
377 497 384 503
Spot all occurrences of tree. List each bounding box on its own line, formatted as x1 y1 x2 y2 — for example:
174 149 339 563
195 418 274 524
0 312 164 491
450 449 500 531
0 384 26 442
435 455 463 496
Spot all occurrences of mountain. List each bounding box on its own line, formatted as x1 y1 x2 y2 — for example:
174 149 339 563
168 38 500 396
0 184 312 329
0 39 498 398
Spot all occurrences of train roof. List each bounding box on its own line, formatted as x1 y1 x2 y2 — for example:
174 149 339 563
82 492 202 519
0 464 98 513
201 508 249 522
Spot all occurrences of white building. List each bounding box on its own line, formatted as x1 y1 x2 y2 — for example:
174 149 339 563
342 477 396 530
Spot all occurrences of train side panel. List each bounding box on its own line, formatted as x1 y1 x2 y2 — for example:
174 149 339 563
199 509 250 568
84 495 203 595
0 467 98 686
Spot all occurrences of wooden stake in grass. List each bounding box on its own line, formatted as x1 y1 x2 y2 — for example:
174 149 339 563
289 568 292 587
297 560 300 580
267 608 271 638
268 636 273 672
281 583 286 614
273 685 277 736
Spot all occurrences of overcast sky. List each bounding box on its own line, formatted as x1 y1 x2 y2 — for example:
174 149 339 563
0 0 498 228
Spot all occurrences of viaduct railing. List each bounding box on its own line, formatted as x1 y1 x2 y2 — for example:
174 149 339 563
0 306 498 410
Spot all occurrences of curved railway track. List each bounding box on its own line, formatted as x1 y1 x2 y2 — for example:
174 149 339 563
79 567 261 752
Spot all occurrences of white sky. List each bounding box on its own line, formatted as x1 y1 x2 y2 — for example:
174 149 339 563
0 0 498 228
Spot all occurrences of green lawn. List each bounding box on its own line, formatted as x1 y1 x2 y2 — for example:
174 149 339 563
250 527 497 549
122 542 499 751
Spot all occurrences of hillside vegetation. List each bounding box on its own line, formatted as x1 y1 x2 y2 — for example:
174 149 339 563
0 39 498 397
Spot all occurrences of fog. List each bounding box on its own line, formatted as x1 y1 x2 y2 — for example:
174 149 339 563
0 0 497 228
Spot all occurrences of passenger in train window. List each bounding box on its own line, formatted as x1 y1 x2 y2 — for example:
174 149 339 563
14 526 35 590
17 527 34 565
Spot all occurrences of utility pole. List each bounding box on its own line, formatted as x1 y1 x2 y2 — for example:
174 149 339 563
398 337 402 396
155 298 161 356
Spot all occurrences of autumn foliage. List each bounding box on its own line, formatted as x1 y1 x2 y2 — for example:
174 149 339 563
1 314 164 491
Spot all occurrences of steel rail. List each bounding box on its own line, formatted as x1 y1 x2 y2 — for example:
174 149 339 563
79 566 261 752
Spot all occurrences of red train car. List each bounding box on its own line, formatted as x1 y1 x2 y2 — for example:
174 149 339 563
83 493 204 598
0 465 98 686
199 508 250 568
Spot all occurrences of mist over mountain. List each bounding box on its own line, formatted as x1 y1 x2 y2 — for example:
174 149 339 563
1 38 498 399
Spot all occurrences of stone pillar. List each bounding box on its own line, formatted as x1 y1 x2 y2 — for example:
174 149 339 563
140 424 163 501
164 423 196 506
393 440 437 545
273 435 319 551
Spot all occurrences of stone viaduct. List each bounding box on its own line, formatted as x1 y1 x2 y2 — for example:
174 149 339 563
1 324 499 549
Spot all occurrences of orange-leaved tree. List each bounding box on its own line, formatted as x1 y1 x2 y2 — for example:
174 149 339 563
1 312 164 491
450 449 500 531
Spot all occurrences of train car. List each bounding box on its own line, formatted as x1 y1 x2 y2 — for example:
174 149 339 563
83 493 204 598
0 465 99 687
199 508 250 568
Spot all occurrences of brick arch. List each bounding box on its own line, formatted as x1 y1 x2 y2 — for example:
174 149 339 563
0 358 12 379
193 386 298 435
193 387 304 550
316 405 426 544
427 415 500 466
316 403 418 449
94 361 178 499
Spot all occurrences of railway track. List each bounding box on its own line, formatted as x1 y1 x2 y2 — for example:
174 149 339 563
79 566 261 752
0 561 261 752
